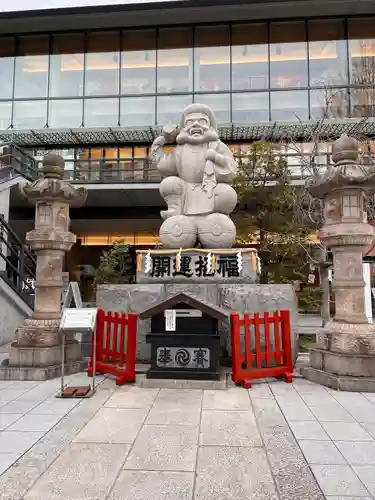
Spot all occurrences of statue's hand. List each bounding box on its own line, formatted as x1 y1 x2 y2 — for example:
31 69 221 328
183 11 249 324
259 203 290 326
152 136 167 149
205 149 217 162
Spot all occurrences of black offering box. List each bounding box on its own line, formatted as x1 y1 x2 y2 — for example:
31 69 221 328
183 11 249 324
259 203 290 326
140 292 227 381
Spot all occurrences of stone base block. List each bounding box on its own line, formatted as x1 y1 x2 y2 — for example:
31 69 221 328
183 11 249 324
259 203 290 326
301 346 375 391
309 347 375 377
0 360 83 381
97 282 298 363
301 366 375 392
8 341 82 368
137 373 227 390
0 341 83 381
15 319 64 346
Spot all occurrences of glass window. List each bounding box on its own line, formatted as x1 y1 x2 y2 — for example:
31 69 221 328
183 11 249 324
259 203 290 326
49 99 83 128
343 195 359 217
232 24 268 90
271 90 308 121
351 88 375 117
118 147 132 158
194 25 230 91
122 29 156 94
348 19 375 85
85 32 120 96
194 93 230 123
103 147 118 158
157 28 193 93
120 96 155 126
0 37 15 99
13 100 47 129
157 94 193 125
50 33 84 97
0 102 12 129
84 98 119 127
309 19 348 87
232 92 269 122
270 22 308 88
133 146 149 178
14 36 49 98
134 146 148 158
310 88 348 119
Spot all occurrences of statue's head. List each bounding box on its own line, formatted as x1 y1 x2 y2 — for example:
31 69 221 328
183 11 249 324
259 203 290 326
176 103 219 145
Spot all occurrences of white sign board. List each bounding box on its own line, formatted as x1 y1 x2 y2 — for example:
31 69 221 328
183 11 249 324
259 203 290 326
165 309 176 332
60 308 98 333
0 0 185 13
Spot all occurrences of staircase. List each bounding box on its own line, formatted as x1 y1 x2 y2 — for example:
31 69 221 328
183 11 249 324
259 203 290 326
0 141 38 310
0 214 35 347
0 144 38 347
0 213 36 308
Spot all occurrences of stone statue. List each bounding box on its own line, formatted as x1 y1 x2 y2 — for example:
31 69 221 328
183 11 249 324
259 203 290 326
151 103 238 248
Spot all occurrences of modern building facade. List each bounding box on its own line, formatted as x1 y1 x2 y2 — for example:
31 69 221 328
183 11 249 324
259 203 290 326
2 0 375 289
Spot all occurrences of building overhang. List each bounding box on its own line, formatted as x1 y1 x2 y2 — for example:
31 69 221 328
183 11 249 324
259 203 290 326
2 119 375 148
1 0 375 34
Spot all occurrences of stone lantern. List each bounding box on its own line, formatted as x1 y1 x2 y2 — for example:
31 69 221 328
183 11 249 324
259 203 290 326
302 134 375 391
6 153 87 380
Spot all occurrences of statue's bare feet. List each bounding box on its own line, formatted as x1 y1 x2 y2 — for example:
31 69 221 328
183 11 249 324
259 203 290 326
161 209 181 220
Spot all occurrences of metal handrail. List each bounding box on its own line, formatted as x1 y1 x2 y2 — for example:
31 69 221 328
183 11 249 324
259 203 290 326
0 142 38 183
0 213 36 307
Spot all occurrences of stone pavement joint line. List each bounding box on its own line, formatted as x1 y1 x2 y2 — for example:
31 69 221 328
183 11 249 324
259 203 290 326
0 377 374 499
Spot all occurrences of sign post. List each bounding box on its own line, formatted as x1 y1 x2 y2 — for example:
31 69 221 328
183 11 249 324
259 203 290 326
58 307 98 398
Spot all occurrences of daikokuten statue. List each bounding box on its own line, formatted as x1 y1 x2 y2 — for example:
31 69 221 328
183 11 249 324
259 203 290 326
151 103 238 248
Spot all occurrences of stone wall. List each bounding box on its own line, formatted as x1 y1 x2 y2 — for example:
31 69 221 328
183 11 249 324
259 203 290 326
96 283 298 363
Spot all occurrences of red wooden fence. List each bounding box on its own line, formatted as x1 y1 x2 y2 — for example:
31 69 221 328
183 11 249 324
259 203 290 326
88 309 137 386
230 310 293 389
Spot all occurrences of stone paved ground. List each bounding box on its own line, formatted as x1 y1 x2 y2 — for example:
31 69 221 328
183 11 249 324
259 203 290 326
0 375 375 499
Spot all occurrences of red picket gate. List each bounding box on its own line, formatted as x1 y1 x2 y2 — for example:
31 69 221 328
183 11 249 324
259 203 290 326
230 310 293 389
88 309 137 386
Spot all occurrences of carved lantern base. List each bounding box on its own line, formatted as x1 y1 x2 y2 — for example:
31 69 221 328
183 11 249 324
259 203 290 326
1 320 83 381
0 342 83 381
301 355 375 392
301 322 375 392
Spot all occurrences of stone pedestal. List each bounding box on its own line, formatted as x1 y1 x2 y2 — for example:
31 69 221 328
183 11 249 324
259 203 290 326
301 135 375 391
0 342 82 381
96 282 299 364
0 153 87 381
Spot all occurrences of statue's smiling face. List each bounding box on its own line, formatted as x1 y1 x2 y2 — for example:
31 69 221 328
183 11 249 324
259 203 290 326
184 113 210 137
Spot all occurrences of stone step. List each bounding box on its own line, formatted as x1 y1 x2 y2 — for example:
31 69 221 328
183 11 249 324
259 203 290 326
136 373 227 390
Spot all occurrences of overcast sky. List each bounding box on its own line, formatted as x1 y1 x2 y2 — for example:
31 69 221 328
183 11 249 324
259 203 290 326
0 0 182 12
